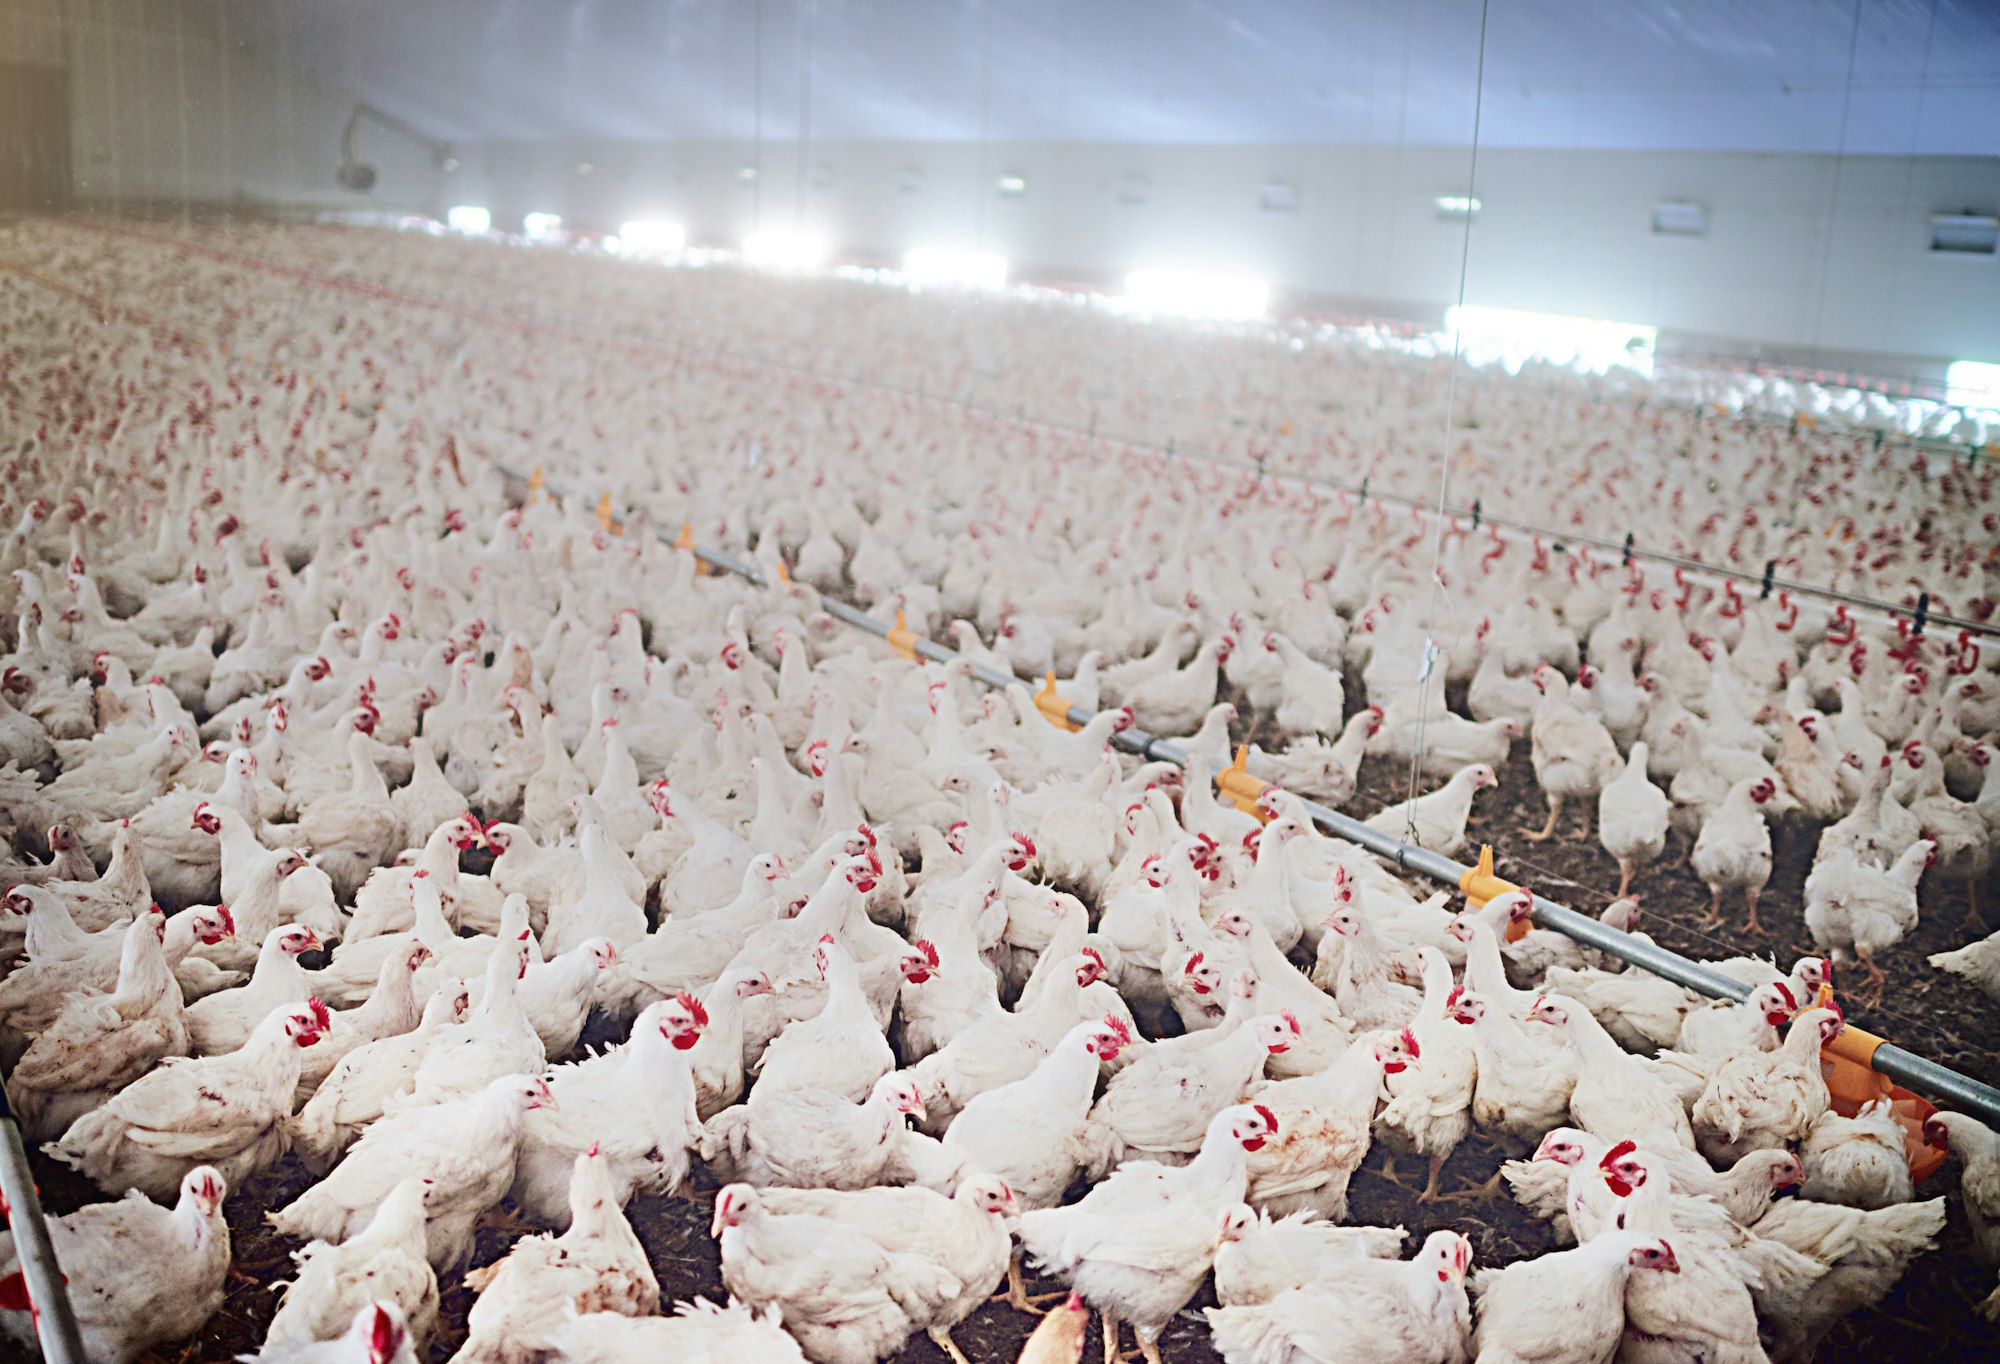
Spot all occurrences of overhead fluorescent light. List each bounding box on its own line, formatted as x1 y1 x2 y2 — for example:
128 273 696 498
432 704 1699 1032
742 229 827 270
574 161 595 177
1931 213 1998 256
996 174 1027 196
1122 269 1270 321
1260 182 1299 213
445 205 491 234
1445 304 1657 377
1947 360 2000 410
1434 194 1481 221
522 212 563 241
738 165 759 182
1651 201 1707 237
618 220 687 256
902 248 1008 290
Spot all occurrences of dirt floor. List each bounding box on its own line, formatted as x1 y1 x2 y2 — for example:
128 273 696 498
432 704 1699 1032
20 686 2000 1362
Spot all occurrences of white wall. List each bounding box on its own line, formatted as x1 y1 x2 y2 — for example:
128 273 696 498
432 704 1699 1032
445 136 2000 371
6 0 440 214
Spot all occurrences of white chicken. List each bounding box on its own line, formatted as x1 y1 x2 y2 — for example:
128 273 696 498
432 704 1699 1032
0 1165 230 1364
264 1177 438 1351
48 999 327 1199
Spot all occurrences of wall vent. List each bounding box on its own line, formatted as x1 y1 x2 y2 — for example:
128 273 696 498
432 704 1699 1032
1651 201 1708 237
1930 214 1998 256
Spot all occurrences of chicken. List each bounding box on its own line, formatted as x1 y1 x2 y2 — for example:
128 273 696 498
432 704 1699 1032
1797 1099 1914 1211
1361 763 1497 858
1750 1195 1946 1361
241 1303 420 1364
8 913 189 1142
1453 991 1577 1147
1123 635 1229 735
1468 1231 1679 1364
1689 777 1779 934
753 934 895 1101
712 1179 955 1364
185 921 321 1054
510 994 707 1227
1925 1109 2000 1317
1596 741 1670 898
1804 840 1931 1004
1525 664 1624 841
292 980 474 1172
1212 1205 1406 1306
1525 993 1693 1150
700 1070 930 1191
1692 1006 1842 1165
752 1176 1018 1364
270 1074 556 1273
544 1298 806 1363
1012 1292 1089 1364
1017 1103 1278 1364
1377 947 1478 1201
264 1178 438 1352
454 1146 660 1364
1243 1029 1411 1220
1203 1229 1472 1364
1929 928 2000 1002
48 999 327 1199
0 1166 229 1364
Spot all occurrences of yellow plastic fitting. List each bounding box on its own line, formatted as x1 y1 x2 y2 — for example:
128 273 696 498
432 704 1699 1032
1034 673 1081 731
886 609 918 662
674 521 710 574
1457 845 1531 941
595 492 623 536
527 465 544 501
1216 746 1272 822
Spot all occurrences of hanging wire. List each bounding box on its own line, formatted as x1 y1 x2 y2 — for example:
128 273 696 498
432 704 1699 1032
751 0 763 229
1402 0 1491 845
974 0 994 249
1804 0 1865 357
794 0 813 230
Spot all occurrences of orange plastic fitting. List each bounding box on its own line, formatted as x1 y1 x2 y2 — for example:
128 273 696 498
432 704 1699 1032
527 465 545 501
886 609 918 662
595 493 624 536
674 521 710 573
1809 984 1945 1180
1215 747 1273 822
1034 673 1081 731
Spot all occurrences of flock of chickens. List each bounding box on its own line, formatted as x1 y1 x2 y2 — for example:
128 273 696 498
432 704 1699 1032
0 215 1996 1364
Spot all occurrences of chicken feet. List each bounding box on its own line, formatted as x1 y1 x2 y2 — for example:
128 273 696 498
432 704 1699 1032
928 1325 975 1364
1100 1310 1162 1364
1524 797 1563 843
995 1253 1068 1313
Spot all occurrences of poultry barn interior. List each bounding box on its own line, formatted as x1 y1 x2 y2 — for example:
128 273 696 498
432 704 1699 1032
3 1 2000 1362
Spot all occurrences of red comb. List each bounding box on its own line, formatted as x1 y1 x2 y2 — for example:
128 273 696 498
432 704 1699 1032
307 997 331 1031
1252 1103 1278 1131
1280 1009 1301 1034
1772 981 1797 1013
1103 1014 1133 1044
1400 1026 1421 1059
1601 1139 1638 1169
674 991 710 1029
915 939 940 968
